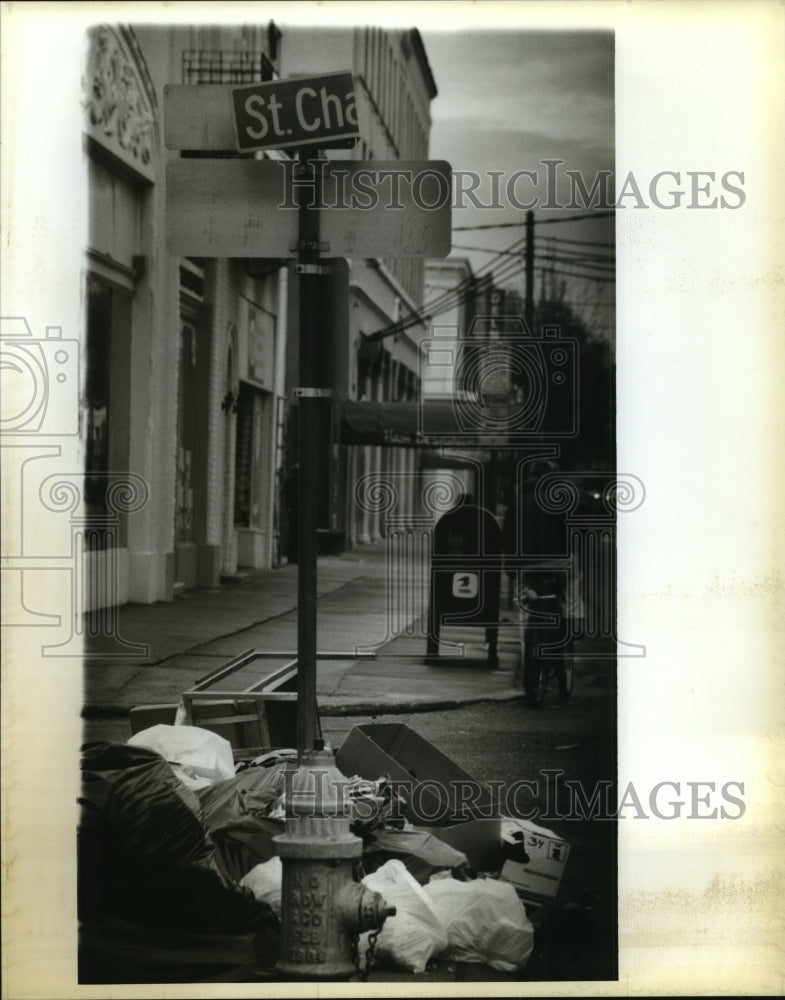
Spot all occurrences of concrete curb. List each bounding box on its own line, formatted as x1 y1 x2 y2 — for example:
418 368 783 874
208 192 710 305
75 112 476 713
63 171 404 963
81 689 527 722
319 691 527 716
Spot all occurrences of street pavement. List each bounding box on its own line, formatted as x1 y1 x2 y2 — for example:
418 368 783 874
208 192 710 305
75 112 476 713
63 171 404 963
84 542 526 728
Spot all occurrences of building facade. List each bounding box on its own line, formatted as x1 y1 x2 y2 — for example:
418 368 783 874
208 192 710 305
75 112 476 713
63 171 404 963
83 23 288 606
80 22 448 608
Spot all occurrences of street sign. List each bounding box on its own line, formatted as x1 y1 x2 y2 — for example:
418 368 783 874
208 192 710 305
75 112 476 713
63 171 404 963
321 160 451 258
166 159 297 258
165 81 357 151
230 71 359 153
166 159 452 259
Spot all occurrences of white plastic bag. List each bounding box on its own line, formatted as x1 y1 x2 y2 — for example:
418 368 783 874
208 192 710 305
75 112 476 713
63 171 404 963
240 856 283 916
424 876 534 972
360 859 448 973
128 724 235 787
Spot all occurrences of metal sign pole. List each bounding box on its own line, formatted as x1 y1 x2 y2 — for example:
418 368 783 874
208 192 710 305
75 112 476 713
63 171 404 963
294 149 324 756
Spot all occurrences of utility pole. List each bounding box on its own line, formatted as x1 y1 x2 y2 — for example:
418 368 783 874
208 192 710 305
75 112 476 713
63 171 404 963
525 208 534 333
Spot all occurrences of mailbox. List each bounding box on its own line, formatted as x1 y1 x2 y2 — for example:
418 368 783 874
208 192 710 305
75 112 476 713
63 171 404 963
426 503 503 668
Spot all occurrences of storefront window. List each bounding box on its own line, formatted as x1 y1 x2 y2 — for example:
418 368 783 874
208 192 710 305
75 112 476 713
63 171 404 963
175 316 199 544
234 383 265 528
85 280 112 523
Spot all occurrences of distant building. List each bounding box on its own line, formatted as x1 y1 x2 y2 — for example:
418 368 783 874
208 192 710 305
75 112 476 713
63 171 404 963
421 258 525 510
423 256 477 344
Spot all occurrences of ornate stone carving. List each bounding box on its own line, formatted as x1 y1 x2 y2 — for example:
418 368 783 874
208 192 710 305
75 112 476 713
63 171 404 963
84 26 154 167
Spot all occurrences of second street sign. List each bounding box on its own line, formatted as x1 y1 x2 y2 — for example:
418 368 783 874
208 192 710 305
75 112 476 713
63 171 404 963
166 159 452 259
231 71 359 153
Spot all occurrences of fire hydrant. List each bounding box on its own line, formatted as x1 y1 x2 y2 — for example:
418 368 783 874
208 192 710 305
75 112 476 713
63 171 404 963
274 739 396 979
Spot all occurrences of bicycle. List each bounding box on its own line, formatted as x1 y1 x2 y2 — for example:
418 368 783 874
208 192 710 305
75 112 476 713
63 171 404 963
516 589 574 708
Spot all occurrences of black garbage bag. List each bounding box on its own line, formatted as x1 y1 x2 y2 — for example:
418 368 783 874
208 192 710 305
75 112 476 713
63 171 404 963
78 741 280 982
198 760 288 827
362 828 472 884
80 741 209 867
197 764 288 884
205 814 286 887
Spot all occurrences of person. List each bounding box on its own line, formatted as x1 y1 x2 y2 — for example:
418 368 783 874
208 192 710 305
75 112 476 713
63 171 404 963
502 460 583 699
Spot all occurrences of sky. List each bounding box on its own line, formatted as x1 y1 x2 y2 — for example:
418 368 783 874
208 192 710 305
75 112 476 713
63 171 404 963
423 30 614 170
420 28 616 336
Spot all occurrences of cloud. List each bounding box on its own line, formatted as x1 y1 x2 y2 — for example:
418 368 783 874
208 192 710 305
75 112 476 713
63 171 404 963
423 29 613 155
430 122 613 180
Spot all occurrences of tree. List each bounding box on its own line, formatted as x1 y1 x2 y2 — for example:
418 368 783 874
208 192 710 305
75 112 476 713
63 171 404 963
528 273 615 471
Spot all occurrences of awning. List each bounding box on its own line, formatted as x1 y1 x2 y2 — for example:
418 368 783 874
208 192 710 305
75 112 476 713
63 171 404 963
419 449 484 470
340 399 468 447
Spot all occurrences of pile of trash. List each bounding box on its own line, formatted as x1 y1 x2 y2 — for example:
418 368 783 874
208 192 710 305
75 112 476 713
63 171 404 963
79 724 540 980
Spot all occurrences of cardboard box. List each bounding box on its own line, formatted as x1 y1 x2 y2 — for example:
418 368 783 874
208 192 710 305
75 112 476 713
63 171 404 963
336 723 501 871
421 817 504 872
498 817 571 901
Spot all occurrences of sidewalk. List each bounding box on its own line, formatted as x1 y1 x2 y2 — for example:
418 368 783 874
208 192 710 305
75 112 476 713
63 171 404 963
84 543 525 721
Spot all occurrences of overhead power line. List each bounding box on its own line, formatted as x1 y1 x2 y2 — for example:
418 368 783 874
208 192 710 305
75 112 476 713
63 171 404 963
453 210 615 231
453 243 615 268
368 254 614 345
368 212 615 343
545 235 615 249
371 250 615 342
370 254 528 342
369 255 526 343
538 268 615 285
535 253 614 273
367 232 529 342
